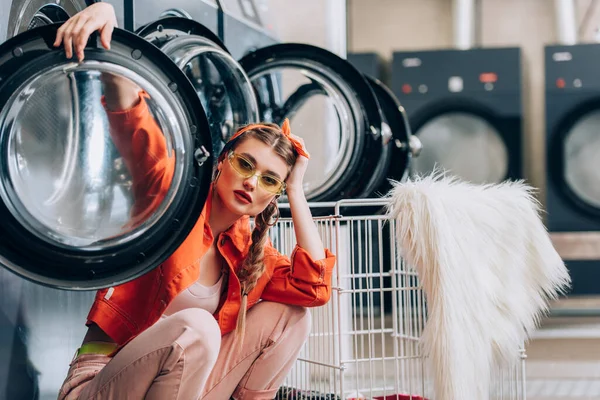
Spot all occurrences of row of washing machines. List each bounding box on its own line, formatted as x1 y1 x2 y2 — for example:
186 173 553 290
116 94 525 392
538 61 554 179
0 0 598 398
0 1 420 398
349 45 600 297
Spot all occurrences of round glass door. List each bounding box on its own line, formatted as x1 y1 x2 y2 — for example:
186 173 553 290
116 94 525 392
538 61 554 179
137 18 259 163
240 44 383 202
0 25 213 289
411 112 508 184
562 110 600 209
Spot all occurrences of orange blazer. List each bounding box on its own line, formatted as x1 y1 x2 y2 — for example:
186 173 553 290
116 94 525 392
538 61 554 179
87 92 336 347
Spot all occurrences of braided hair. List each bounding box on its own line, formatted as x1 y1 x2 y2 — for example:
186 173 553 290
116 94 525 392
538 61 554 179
217 123 297 345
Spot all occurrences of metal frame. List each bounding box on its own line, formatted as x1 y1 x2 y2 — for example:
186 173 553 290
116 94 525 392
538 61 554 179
272 199 527 399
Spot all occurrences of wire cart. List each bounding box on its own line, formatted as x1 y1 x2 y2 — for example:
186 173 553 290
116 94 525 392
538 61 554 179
271 199 527 400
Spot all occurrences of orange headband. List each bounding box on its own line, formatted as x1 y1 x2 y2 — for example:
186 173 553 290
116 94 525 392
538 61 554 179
227 118 310 159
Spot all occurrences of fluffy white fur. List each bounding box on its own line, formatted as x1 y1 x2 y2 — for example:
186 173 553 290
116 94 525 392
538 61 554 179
386 172 570 400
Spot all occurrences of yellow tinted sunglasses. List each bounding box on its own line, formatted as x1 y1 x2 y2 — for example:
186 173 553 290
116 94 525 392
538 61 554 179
227 152 286 195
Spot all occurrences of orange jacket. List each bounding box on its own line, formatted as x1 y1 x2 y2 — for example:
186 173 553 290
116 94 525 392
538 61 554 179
87 92 336 347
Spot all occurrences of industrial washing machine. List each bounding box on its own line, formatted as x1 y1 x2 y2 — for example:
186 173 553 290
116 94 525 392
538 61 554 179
0 21 215 398
0 0 86 43
346 51 420 314
218 0 278 60
392 47 523 184
131 0 219 33
0 7 418 398
545 43 600 295
132 16 404 202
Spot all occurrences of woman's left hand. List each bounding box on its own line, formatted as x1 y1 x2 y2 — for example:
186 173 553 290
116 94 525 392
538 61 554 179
285 135 309 193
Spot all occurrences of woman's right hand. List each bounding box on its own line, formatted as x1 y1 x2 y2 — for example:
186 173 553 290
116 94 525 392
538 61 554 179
57 353 111 400
53 3 117 62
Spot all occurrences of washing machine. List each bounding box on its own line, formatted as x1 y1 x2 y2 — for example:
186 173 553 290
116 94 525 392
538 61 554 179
131 0 219 33
348 51 419 195
545 43 600 295
392 47 523 184
132 14 393 203
347 52 387 86
0 0 87 43
218 0 278 60
346 52 420 314
0 24 215 397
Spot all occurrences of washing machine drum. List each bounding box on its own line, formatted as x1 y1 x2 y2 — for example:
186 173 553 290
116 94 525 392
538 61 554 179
240 44 384 202
411 111 508 184
0 25 213 289
136 18 259 163
556 110 600 212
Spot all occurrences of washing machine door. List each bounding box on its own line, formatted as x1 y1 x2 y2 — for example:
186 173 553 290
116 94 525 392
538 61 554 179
239 44 384 202
136 17 259 163
0 24 213 289
0 0 85 43
552 106 600 214
411 105 509 184
365 76 421 196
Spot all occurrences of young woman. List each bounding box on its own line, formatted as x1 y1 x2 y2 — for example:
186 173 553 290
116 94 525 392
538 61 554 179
55 4 335 399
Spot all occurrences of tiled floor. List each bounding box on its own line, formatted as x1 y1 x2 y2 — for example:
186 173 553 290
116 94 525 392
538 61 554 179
526 313 600 399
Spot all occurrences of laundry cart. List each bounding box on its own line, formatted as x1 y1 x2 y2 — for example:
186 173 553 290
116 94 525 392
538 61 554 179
270 199 527 400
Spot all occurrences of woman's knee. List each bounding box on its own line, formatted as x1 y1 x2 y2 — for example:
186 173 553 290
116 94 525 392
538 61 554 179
290 306 311 342
168 309 221 360
251 302 312 341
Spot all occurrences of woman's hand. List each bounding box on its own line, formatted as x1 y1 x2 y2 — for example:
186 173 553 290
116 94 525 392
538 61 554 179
285 134 309 194
53 3 117 62
58 353 111 400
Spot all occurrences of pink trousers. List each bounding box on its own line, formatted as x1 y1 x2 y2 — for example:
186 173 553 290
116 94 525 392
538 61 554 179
58 301 311 400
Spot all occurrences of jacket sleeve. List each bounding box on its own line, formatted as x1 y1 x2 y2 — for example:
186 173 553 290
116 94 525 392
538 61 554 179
103 91 175 228
260 243 336 307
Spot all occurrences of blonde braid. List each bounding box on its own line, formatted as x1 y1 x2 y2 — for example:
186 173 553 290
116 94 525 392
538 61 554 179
235 201 278 346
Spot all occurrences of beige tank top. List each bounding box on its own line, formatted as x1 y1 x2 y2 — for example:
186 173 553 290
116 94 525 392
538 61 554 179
162 274 225 317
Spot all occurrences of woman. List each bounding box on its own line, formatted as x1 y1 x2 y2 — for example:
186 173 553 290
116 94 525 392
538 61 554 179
55 4 336 399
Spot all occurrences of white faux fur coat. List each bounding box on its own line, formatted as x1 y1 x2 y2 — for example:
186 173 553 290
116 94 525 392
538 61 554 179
386 173 570 400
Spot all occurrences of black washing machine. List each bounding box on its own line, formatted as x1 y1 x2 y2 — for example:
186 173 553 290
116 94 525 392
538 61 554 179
348 51 419 194
347 52 387 85
346 52 420 315
0 23 215 397
392 47 523 184
132 14 397 203
135 17 260 164
545 43 600 295
0 16 414 397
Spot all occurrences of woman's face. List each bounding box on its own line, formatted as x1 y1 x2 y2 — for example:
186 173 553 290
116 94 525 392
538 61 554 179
215 137 290 217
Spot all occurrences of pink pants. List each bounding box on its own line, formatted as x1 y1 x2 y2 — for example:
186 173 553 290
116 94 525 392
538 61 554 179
58 301 311 400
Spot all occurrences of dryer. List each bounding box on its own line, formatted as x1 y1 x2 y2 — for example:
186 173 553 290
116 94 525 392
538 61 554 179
545 43 600 295
392 48 523 184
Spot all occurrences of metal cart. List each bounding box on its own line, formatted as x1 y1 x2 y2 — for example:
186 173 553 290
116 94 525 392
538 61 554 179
271 199 527 400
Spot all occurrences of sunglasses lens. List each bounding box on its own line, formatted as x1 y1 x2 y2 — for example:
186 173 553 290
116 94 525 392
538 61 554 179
229 153 284 194
259 176 283 194
231 154 254 177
